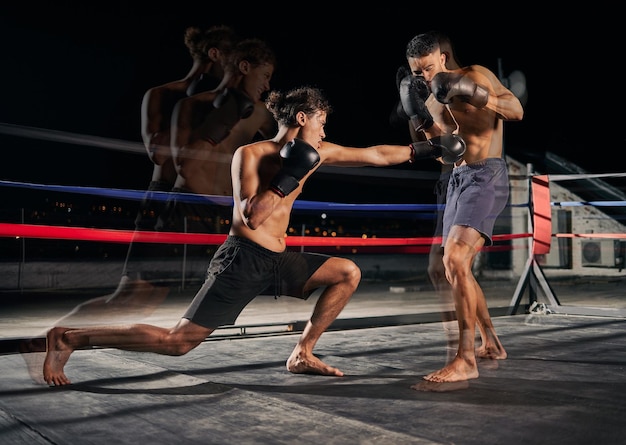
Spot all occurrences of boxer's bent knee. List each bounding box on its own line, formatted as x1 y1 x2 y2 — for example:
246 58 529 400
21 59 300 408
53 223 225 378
334 257 361 288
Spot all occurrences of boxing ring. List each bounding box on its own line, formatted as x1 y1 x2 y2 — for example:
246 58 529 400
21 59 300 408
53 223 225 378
1 123 626 347
2 125 626 445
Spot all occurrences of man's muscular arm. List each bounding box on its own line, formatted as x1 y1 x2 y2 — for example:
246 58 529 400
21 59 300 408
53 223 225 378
433 67 523 121
471 66 524 121
320 141 414 167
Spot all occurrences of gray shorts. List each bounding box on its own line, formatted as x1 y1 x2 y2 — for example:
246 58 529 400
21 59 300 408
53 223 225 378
443 158 509 247
183 236 330 328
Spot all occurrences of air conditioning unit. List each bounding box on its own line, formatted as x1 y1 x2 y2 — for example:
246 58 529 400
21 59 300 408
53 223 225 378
581 239 626 268
537 237 572 268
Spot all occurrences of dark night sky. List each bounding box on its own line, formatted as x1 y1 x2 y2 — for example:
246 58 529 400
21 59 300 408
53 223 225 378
0 3 623 199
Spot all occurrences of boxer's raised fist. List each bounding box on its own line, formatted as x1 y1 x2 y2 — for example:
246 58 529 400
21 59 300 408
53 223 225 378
431 72 489 108
398 74 433 132
270 139 320 197
410 134 466 165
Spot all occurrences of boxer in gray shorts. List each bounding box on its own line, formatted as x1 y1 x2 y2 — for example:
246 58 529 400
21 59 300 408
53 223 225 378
443 158 509 247
401 31 523 386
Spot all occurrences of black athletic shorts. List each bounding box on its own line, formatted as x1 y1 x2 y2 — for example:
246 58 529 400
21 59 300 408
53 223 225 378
183 236 330 328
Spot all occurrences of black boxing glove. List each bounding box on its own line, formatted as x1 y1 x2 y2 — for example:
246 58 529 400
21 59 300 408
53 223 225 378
396 68 433 132
270 139 320 198
197 88 255 145
430 72 489 108
389 100 409 127
410 134 466 165
389 66 411 127
395 65 411 91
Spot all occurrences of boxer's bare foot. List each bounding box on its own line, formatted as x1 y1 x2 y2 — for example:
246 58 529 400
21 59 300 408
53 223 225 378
286 351 344 376
423 356 478 383
43 327 74 386
476 342 507 360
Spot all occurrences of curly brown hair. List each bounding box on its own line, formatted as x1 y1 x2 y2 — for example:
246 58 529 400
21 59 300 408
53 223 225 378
265 86 332 126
